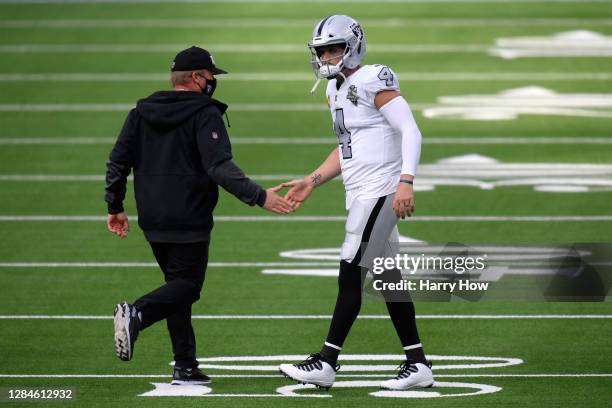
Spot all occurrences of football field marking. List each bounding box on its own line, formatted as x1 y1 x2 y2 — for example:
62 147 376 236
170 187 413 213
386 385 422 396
0 0 605 4
3 18 612 28
423 86 612 120
272 241 612 282
0 43 487 54
0 103 344 112
3 153 612 193
490 31 612 59
0 314 610 319
1 136 612 145
0 373 610 378
140 383 286 398
0 261 339 267
1 72 611 81
1 215 612 222
277 380 501 399
0 103 429 112
188 354 523 371
5 90 612 119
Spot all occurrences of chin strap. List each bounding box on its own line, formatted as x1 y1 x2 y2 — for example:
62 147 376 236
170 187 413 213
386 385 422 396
310 78 322 95
309 71 347 95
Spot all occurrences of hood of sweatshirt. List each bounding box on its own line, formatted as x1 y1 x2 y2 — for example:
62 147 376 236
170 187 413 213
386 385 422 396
135 90 227 128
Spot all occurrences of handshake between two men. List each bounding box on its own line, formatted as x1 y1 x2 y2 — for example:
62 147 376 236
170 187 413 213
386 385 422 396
261 178 314 215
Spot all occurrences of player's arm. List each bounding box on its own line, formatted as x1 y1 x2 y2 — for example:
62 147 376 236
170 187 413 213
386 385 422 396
283 146 341 209
375 90 422 219
308 146 342 187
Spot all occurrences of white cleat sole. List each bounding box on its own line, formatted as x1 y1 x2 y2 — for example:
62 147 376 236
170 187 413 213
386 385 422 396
278 366 334 390
113 303 131 361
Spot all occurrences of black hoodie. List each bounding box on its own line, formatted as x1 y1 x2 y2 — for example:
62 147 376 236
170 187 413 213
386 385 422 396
105 91 266 243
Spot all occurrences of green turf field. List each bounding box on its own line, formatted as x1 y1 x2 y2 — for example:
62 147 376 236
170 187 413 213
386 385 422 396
0 0 611 407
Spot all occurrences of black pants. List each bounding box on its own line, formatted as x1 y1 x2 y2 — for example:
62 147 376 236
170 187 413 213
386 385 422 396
133 241 209 369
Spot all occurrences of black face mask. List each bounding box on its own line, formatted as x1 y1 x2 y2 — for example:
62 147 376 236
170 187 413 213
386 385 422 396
199 77 216 97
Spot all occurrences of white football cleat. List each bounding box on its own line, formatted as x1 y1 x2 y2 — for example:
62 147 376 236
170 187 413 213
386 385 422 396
279 353 338 390
380 360 434 390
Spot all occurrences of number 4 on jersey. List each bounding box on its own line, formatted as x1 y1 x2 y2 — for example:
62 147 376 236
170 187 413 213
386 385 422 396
334 108 353 159
378 66 394 87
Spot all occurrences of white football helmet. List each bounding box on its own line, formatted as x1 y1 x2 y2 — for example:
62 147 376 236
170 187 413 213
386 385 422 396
308 15 366 92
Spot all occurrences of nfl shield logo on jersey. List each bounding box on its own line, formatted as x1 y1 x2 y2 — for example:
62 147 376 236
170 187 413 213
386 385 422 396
347 85 359 106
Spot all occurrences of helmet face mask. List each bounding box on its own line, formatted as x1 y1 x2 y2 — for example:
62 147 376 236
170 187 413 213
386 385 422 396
307 15 366 82
309 42 349 79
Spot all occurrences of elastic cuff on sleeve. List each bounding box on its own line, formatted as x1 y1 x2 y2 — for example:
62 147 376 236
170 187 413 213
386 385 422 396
256 188 267 207
107 204 124 214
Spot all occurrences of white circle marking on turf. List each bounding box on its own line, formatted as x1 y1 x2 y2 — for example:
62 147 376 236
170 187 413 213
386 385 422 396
139 383 212 397
371 381 502 398
276 380 502 398
174 354 523 371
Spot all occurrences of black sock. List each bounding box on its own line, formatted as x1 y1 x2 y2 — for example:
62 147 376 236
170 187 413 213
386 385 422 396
321 260 366 366
319 343 341 366
403 343 426 363
380 268 427 364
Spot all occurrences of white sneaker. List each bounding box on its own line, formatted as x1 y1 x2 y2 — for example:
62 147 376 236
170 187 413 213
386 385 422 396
380 360 434 390
279 353 338 389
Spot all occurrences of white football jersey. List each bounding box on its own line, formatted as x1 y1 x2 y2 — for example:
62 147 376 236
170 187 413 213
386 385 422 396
326 64 407 208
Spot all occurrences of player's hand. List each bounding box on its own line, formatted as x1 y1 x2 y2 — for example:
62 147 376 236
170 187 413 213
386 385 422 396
263 185 295 214
393 183 415 219
282 178 314 210
107 212 129 239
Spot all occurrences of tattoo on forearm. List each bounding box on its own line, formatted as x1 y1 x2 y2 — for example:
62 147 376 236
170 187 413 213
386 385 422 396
311 173 322 185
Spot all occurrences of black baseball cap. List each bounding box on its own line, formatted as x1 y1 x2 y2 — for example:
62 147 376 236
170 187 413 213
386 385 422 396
171 46 228 74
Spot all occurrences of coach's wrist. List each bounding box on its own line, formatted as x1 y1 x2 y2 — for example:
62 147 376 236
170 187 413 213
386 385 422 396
107 204 125 214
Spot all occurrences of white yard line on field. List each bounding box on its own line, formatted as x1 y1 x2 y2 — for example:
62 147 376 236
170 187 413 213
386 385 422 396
2 18 612 28
0 215 612 222
0 174 111 181
0 373 610 379
0 103 350 112
0 262 338 267
0 103 433 112
0 315 610 320
0 72 611 81
0 43 488 53
0 373 610 378
1 136 612 145
0 0 607 4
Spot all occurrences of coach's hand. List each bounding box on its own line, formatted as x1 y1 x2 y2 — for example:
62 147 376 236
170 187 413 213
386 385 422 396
263 185 295 214
107 212 129 239
393 183 415 219
282 178 314 210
